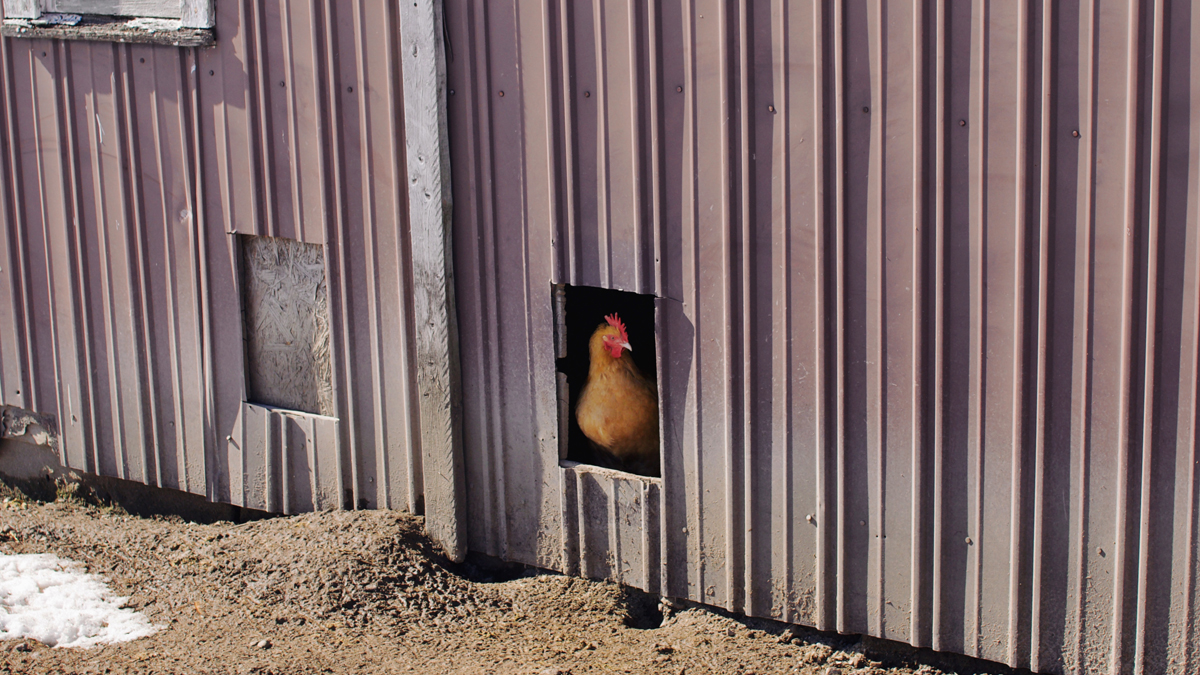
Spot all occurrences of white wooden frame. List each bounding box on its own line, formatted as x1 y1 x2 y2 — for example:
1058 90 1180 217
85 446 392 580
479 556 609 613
3 0 214 29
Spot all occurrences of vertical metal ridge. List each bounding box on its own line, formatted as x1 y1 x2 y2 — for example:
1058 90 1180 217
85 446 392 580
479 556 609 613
116 43 160 487
470 0 508 556
683 0 704 601
350 0 390 510
811 0 830 629
968 0 990 655
544 0 563 286
281 413 292 514
84 65 128 480
0 38 34 410
316 0 360 507
147 52 188 491
833 0 848 634
1006 0 1032 665
773 0 792 624
867 0 885 637
737 0 753 617
626 0 646 292
1029 0 1054 669
557 0 580 285
647 1 662 297
593 0 612 288
248 0 277 238
306 416 319 509
263 405 275 511
1069 0 1100 667
716 0 740 613
57 40 100 476
930 0 947 651
1133 5 1166 672
384 0 422 512
280 0 303 242
1109 1 1143 671
30 45 67 467
181 45 212 499
909 0 928 648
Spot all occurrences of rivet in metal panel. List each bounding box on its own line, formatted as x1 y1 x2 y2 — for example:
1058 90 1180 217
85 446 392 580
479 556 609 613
958 119 966 126
859 520 865 526
140 58 145 64
584 91 591 98
768 105 776 114
499 90 505 97
226 435 233 442
210 70 215 76
347 86 354 93
450 89 455 95
280 81 286 88
805 514 814 523
863 106 870 113
681 527 687 533
965 537 973 545
1072 129 1080 138
41 52 46 57
676 86 683 93
1097 547 1105 557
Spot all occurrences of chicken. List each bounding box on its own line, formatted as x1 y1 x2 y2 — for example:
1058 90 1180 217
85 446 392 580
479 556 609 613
575 313 661 476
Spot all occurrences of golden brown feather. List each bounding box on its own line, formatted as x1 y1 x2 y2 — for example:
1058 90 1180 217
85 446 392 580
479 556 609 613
575 318 660 476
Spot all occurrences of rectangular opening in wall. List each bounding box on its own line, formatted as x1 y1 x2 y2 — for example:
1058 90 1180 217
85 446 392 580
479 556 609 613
240 235 334 417
554 283 660 478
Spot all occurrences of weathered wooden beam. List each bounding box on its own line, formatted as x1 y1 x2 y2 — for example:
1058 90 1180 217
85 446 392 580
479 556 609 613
399 0 466 562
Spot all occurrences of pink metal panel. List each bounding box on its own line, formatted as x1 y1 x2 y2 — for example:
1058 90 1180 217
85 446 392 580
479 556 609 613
446 0 1200 672
0 0 428 516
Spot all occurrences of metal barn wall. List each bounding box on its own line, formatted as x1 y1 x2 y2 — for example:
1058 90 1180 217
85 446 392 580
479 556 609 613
445 1 1200 674
0 0 462 551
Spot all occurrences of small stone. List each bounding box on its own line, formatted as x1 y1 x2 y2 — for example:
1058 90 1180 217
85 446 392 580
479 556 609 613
257 639 272 649
824 668 844 675
13 643 30 653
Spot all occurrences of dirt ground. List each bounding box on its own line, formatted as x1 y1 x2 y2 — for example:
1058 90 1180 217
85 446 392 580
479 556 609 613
0 481 1024 675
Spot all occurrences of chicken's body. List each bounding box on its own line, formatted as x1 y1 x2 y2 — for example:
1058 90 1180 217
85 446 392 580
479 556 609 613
575 315 660 477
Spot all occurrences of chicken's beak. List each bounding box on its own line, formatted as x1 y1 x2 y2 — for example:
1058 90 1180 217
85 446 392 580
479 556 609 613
618 340 632 352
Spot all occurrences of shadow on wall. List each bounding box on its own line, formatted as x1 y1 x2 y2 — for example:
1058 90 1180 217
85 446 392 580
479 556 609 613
0 438 272 524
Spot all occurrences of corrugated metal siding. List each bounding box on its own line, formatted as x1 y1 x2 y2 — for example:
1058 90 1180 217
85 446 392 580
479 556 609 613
0 1 428 514
445 1 1200 673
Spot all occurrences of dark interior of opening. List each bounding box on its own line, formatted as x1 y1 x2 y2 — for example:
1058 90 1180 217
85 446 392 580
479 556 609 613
557 284 659 477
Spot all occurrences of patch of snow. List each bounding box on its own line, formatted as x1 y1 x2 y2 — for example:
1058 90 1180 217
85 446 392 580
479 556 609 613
0 553 158 648
126 18 183 33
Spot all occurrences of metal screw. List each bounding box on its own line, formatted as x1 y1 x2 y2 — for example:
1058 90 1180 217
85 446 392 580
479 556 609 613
958 119 966 126
449 89 455 95
584 91 591 98
1097 547 1105 557
676 86 683 93
279 81 285 87
347 86 353 92
768 105 776 113
209 70 215 76
498 90 505 97
863 106 870 113
805 514 814 523
965 537 973 545
1072 129 1080 138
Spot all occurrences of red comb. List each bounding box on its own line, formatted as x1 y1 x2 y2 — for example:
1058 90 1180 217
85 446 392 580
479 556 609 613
605 313 629 343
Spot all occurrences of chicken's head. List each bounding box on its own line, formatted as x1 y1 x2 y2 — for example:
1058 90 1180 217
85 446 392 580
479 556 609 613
599 313 632 359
